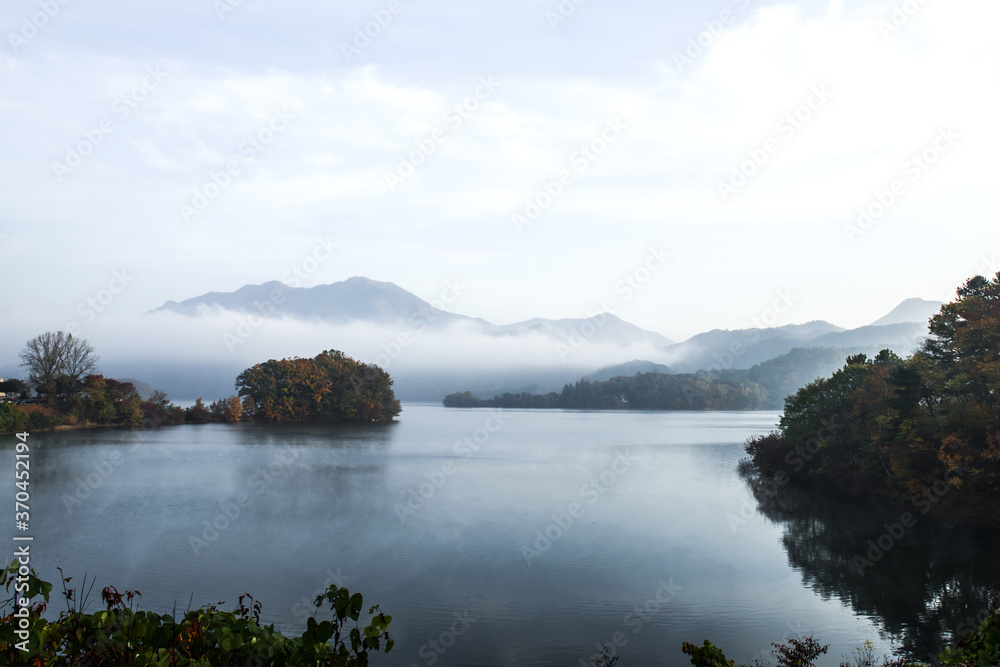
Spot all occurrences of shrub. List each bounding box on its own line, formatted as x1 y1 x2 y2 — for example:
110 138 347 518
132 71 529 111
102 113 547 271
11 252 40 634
0 402 29 433
0 560 394 666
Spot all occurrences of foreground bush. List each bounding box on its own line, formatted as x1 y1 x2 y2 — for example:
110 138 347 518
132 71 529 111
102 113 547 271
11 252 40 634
0 561 393 666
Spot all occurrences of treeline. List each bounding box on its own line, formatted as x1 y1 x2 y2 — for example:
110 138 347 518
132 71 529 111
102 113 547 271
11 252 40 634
2 341 401 433
0 375 194 433
444 371 767 410
743 274 1000 527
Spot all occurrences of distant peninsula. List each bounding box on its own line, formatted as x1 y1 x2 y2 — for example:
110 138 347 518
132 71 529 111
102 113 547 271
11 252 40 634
444 371 767 410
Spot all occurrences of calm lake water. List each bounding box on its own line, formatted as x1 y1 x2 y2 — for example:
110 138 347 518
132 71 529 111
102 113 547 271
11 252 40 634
4 405 998 666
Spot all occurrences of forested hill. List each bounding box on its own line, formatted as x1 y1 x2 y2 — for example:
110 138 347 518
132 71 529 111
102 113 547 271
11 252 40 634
743 274 1000 527
444 371 766 410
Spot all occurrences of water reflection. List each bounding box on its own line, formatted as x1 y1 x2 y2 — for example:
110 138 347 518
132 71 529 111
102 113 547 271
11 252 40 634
740 467 999 663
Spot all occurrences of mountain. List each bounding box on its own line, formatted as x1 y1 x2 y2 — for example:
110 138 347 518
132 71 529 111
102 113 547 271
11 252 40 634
748 347 876 408
118 378 160 401
488 315 672 347
587 359 672 382
808 322 926 350
663 321 844 372
870 297 943 326
151 277 674 346
132 279 941 403
150 277 474 327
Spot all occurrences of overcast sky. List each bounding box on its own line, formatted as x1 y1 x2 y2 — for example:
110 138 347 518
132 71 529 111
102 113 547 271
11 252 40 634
2 0 998 347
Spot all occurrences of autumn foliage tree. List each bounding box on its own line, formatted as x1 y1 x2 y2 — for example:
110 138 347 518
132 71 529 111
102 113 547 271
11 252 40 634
236 350 401 423
210 395 244 422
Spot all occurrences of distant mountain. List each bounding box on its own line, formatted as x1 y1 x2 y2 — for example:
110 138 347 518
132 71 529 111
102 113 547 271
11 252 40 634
870 298 943 326
664 321 844 372
661 318 929 374
749 347 875 408
118 378 160 401
140 278 946 403
150 277 474 327
587 359 672 382
151 277 674 347
808 322 926 350
488 316 672 347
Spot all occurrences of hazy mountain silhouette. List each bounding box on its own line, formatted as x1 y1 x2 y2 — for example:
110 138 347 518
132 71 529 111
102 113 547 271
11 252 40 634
151 277 674 347
870 297 943 326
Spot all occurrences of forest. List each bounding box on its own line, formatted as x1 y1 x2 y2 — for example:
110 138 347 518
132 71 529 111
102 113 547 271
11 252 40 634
742 274 1000 528
444 370 768 411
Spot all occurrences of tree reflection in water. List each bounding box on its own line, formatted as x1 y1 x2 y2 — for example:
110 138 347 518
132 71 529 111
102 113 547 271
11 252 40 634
739 464 999 664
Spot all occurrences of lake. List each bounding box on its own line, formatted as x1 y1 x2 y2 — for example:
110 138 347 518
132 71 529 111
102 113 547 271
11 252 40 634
5 405 997 666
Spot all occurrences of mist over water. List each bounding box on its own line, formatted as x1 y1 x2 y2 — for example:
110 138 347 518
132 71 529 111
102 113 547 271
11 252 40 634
10 406 995 665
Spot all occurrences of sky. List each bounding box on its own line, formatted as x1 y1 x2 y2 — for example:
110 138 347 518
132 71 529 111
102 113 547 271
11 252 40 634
2 0 999 351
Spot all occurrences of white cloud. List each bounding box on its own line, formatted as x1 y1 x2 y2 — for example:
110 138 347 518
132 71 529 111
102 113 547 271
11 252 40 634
1 0 998 347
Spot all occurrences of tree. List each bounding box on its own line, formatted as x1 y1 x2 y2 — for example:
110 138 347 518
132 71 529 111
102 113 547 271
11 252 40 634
0 378 27 401
186 398 213 424
18 332 98 406
210 395 244 422
742 274 1000 525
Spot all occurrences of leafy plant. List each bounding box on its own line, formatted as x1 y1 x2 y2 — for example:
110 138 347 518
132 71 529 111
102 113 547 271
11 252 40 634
0 560 393 666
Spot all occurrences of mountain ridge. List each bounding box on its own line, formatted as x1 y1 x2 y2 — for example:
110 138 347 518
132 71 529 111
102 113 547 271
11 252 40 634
150 276 675 347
